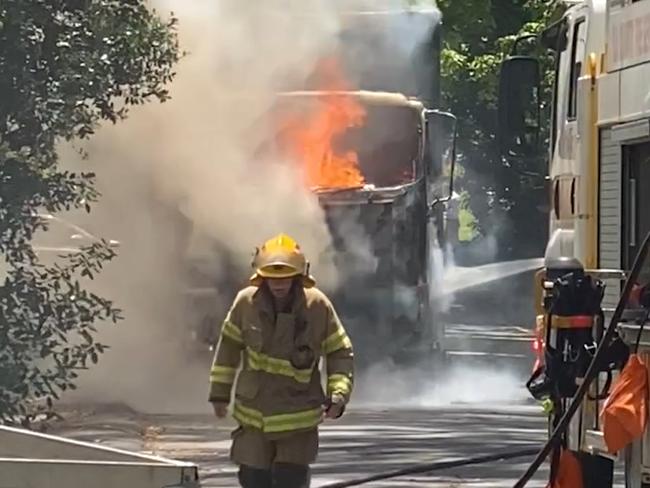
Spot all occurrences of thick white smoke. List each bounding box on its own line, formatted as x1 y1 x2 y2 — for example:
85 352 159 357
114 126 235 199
351 360 529 408
51 0 441 413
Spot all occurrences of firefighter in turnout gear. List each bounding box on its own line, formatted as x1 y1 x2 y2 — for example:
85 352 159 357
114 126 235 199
208 233 355 488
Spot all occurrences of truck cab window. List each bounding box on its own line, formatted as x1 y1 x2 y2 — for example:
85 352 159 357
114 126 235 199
568 19 587 120
255 97 421 190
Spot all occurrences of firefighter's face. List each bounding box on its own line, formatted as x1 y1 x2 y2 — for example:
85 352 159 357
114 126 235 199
266 277 293 299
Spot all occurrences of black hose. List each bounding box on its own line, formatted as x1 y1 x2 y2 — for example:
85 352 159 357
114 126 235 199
513 230 650 488
318 446 540 488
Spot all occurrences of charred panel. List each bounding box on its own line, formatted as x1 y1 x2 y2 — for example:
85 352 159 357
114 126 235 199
391 184 428 287
323 201 393 286
318 182 428 319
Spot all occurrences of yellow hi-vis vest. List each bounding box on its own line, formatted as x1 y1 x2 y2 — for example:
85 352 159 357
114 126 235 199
208 285 354 435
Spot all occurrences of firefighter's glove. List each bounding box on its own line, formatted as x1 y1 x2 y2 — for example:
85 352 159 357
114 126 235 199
323 397 345 420
211 402 229 419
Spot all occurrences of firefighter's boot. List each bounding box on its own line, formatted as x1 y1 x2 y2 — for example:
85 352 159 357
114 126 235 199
272 463 311 488
238 465 272 488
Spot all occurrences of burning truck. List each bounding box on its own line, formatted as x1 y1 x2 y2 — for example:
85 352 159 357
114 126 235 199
179 5 458 367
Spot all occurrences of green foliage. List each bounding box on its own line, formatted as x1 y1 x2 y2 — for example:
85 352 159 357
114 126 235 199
458 206 478 242
439 0 558 260
0 0 181 425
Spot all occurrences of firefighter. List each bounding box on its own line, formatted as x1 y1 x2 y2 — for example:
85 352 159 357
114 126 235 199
208 233 354 488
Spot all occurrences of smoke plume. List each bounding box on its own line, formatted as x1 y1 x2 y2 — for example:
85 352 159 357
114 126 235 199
51 0 440 413
351 360 529 408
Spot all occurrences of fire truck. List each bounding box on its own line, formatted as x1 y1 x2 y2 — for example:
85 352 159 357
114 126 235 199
498 0 650 485
181 5 458 368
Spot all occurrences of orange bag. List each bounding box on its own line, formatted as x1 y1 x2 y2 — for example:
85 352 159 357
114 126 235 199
548 448 583 488
601 354 649 454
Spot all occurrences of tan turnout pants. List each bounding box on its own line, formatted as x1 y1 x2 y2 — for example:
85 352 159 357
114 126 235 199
230 426 319 468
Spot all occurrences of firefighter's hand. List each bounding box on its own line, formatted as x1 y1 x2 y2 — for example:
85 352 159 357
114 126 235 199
211 402 228 419
323 399 345 420
640 284 650 309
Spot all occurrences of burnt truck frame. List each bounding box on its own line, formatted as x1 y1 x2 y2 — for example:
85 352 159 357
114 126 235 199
179 6 459 367
287 90 457 366
180 91 457 367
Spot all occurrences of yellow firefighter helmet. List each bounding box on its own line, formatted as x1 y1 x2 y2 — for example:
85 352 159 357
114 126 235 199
250 233 316 288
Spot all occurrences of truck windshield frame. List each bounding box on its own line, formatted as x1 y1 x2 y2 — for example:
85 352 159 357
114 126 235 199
327 103 422 189
257 98 423 191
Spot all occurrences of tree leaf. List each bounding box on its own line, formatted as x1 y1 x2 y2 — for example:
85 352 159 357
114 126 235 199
0 0 178 424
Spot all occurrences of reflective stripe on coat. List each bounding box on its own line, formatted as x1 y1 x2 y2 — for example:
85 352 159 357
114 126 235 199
208 285 354 435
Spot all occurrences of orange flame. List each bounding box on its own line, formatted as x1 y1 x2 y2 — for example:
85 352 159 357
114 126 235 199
279 58 367 189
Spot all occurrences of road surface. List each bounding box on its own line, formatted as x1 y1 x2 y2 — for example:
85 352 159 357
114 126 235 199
50 400 555 487
47 326 624 487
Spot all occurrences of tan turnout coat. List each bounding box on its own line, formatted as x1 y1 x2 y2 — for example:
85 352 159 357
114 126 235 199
209 285 354 437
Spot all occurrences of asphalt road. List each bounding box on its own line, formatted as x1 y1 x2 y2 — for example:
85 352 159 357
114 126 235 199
46 322 623 487
51 400 553 487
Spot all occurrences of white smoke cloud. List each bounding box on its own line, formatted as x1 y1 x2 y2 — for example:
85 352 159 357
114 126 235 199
351 360 528 408
51 0 441 413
